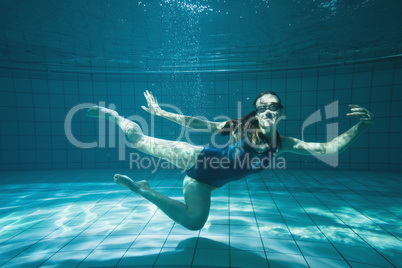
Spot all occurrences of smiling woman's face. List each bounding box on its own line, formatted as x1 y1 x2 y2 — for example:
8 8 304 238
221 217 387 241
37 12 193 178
255 94 283 130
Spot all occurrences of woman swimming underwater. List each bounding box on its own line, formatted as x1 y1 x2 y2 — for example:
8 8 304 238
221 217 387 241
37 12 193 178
87 90 375 230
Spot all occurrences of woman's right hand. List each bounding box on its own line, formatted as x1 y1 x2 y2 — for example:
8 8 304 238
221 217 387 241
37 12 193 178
141 90 163 116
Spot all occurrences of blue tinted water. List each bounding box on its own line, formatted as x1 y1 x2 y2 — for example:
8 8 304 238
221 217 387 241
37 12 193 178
0 169 401 267
0 1 401 267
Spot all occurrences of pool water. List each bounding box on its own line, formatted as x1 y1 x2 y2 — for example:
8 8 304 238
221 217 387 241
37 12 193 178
0 169 400 267
0 1 402 267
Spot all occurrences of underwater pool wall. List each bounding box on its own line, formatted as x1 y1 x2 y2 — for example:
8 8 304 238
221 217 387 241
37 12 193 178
0 56 401 171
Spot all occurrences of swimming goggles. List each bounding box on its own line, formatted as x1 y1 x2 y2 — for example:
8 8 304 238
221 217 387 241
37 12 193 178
256 103 283 113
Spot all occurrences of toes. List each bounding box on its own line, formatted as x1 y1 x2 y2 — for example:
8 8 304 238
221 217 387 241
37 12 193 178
87 106 100 117
87 107 95 114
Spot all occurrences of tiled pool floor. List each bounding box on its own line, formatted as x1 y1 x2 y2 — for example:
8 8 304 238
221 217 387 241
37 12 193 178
0 169 401 267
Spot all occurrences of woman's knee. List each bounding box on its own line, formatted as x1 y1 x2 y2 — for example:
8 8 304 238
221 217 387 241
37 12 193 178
124 122 143 144
184 209 209 230
185 217 207 231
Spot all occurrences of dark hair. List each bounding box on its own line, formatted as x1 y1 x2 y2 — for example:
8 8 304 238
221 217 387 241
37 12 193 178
252 91 283 110
219 91 283 144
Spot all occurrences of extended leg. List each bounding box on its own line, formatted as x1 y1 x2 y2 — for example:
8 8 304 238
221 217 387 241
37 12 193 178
87 106 202 169
88 106 212 230
114 174 213 230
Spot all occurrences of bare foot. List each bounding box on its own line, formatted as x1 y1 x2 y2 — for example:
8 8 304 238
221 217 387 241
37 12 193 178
114 174 149 194
87 106 118 119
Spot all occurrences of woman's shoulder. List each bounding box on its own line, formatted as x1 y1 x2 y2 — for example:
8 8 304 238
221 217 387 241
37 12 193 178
216 121 228 130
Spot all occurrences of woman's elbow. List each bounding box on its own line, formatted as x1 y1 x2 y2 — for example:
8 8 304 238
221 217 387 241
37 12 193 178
323 142 344 155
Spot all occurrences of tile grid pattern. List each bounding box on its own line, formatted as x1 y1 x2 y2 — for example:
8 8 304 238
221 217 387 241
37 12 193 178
0 169 401 267
0 58 402 170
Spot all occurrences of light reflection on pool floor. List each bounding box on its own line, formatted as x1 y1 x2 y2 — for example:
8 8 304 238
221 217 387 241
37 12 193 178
0 169 401 267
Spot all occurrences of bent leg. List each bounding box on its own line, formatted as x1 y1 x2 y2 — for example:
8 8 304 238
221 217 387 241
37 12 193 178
114 174 213 230
87 106 202 170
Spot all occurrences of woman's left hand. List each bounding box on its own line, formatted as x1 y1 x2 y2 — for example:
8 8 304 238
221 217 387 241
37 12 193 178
142 90 163 116
347 104 375 125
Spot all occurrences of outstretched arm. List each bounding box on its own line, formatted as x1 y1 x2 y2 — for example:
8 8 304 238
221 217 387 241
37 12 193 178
141 90 226 133
281 104 375 155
